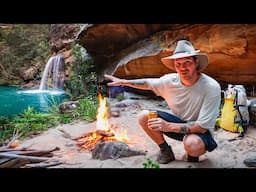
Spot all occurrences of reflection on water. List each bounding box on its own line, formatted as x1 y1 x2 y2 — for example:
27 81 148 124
0 86 68 117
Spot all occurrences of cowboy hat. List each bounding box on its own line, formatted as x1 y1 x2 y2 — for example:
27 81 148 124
161 40 209 72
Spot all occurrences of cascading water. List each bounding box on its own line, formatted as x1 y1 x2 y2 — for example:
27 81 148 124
39 54 65 90
0 54 69 117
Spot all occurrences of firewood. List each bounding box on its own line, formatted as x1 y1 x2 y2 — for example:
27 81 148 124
6 150 53 157
0 133 59 168
0 158 31 168
0 146 60 168
5 147 60 157
73 131 94 140
0 158 13 165
0 148 28 153
96 129 115 137
0 153 50 162
23 161 62 168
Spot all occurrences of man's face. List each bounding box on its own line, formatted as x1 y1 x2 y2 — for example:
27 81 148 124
174 56 198 81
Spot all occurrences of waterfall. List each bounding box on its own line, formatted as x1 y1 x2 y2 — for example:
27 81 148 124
39 54 65 90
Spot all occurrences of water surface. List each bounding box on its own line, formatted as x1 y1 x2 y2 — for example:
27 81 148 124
0 86 68 117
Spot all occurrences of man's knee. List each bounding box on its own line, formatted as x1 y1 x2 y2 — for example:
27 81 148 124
183 134 206 156
137 110 149 125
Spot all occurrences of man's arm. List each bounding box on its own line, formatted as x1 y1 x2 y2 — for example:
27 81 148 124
104 74 153 90
149 118 207 134
168 122 207 134
177 122 207 134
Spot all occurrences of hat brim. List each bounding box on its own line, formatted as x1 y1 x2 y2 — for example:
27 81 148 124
161 53 209 72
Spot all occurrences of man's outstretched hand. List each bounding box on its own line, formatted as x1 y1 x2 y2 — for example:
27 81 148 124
104 74 126 86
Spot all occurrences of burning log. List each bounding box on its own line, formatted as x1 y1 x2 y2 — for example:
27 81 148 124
75 93 128 152
75 130 117 151
95 129 115 137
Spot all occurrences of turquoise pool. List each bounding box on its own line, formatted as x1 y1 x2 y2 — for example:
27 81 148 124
0 86 69 117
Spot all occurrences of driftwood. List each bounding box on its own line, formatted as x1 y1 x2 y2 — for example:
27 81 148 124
0 146 61 168
0 131 62 168
0 148 28 153
0 153 50 161
5 146 60 157
0 158 31 168
24 161 62 168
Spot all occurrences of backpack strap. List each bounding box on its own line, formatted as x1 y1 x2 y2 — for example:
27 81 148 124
233 89 247 136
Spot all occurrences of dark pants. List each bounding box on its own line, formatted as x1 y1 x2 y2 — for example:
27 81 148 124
156 110 217 152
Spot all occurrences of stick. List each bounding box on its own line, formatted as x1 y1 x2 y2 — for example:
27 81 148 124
6 129 19 148
0 153 50 162
7 147 60 157
24 161 62 168
0 148 27 153
0 158 31 168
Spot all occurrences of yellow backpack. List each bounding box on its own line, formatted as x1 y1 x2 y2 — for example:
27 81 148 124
215 85 249 135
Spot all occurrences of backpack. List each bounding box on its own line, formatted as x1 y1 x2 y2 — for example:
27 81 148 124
216 84 250 135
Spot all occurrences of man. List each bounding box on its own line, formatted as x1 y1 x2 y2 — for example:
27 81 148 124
104 40 221 164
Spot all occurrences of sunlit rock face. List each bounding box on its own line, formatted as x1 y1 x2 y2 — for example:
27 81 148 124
77 24 256 85
76 24 166 74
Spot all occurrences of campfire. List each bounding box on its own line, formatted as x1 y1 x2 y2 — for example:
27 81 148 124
75 93 128 151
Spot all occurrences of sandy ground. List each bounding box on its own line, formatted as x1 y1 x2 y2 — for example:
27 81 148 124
18 97 256 168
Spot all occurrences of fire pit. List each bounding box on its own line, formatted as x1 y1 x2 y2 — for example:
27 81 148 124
75 93 128 151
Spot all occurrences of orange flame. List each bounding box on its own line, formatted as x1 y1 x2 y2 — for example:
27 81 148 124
96 93 111 132
95 93 128 142
76 93 128 151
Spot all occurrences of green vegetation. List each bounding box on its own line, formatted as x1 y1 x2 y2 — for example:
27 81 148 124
57 96 97 124
10 107 58 138
143 158 160 168
66 44 99 100
0 107 58 142
0 25 103 145
0 96 98 145
0 24 51 84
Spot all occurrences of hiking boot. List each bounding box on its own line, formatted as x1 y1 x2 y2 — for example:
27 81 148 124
156 146 175 164
186 154 199 162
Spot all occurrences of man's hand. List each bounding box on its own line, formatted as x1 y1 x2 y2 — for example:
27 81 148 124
104 74 126 86
148 118 170 132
